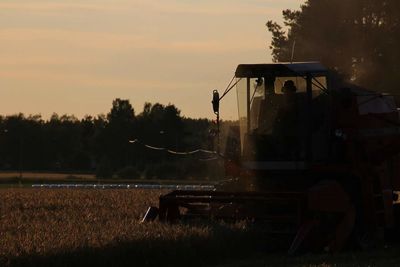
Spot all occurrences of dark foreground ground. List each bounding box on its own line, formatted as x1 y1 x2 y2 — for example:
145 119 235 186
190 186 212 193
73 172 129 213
1 189 399 267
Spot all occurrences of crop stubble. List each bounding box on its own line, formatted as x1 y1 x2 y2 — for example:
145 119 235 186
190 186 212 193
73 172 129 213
0 189 217 266
2 189 397 267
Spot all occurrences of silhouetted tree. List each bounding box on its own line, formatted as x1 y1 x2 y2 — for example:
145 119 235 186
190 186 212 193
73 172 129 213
267 0 400 94
107 98 135 125
96 99 136 172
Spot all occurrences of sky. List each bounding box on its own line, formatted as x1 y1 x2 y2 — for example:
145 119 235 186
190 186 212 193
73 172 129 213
0 0 304 120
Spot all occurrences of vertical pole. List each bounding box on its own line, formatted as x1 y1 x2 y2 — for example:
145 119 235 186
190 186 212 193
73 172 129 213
246 78 251 133
19 136 23 180
326 73 334 158
306 75 312 162
217 113 220 154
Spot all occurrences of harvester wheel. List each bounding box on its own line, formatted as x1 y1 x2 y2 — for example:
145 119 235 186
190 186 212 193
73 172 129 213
289 180 356 254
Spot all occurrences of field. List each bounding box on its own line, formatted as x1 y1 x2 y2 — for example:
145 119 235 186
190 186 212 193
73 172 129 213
1 189 399 267
0 172 96 188
0 172 96 180
0 172 218 190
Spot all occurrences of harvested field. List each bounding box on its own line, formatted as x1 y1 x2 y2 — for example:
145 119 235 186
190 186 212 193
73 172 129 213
0 189 399 267
0 172 95 180
0 172 96 187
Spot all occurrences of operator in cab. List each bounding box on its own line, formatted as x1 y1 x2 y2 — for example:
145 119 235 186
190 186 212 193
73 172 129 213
282 80 297 101
274 79 302 159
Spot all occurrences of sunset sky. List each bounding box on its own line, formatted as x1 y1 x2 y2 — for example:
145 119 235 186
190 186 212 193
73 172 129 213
0 0 303 120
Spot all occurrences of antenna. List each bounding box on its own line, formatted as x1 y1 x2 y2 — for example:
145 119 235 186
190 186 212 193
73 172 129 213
290 39 296 63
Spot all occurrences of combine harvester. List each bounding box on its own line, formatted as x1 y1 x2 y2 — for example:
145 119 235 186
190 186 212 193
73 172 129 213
144 62 400 253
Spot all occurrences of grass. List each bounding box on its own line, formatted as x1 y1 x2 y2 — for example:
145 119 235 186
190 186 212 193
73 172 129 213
0 188 399 267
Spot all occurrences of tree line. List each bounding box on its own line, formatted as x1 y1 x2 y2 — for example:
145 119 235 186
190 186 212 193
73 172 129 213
0 99 234 180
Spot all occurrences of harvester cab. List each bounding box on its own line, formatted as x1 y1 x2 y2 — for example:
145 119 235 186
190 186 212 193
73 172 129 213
233 62 329 169
145 62 400 254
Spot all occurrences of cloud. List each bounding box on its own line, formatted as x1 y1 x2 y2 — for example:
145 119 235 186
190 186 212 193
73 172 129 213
0 28 265 54
0 2 115 12
0 67 211 91
0 1 281 16
149 2 279 16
